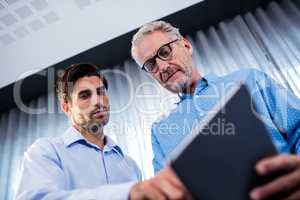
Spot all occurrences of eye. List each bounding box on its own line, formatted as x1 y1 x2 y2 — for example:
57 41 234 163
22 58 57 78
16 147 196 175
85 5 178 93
97 87 106 96
79 91 91 99
148 59 157 71
158 45 171 59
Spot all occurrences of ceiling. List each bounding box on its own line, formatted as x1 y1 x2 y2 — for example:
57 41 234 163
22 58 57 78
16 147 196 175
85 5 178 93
0 0 278 113
0 0 203 89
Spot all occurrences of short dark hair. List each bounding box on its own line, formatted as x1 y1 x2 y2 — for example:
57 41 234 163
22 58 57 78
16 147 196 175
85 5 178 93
56 63 108 103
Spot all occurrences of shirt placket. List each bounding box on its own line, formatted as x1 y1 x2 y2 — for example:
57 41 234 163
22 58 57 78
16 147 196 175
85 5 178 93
101 149 110 184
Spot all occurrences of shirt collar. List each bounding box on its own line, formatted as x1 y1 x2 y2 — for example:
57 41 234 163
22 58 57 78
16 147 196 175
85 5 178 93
105 136 124 156
62 126 124 156
178 73 219 101
62 126 86 147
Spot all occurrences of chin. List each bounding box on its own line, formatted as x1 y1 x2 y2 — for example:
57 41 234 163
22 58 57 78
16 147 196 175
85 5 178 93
93 118 109 127
166 81 187 93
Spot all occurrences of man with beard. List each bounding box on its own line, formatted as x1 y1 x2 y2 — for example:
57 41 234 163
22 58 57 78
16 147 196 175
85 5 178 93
16 63 191 200
131 21 300 200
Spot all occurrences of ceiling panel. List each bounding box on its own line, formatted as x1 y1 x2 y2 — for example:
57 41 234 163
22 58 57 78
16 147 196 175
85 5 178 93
0 0 203 89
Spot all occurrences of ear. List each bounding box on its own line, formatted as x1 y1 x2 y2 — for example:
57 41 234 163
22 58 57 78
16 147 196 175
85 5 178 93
182 37 193 55
60 101 72 117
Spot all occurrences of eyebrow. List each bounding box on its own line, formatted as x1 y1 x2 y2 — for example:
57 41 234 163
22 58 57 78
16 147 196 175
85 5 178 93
78 85 105 94
78 89 91 96
97 86 106 91
145 40 173 62
145 46 160 62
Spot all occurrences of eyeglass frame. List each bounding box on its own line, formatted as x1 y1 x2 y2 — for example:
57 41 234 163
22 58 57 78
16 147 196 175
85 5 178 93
141 38 180 73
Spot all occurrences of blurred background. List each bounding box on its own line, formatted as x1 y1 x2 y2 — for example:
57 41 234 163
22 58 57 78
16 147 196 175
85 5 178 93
0 0 300 199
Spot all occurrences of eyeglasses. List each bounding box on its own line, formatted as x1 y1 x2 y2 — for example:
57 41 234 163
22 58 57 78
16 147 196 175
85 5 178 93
142 39 179 73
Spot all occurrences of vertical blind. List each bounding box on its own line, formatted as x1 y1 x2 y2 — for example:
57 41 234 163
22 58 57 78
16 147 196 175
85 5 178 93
0 0 300 199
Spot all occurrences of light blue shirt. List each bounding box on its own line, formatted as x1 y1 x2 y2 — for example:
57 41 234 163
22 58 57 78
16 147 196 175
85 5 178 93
16 127 142 200
151 69 300 173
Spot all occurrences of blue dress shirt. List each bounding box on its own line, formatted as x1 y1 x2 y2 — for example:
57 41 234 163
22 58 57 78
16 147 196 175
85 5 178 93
16 126 142 200
151 69 300 173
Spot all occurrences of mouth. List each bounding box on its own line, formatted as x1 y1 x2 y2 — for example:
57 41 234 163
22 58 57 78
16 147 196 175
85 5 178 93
91 108 108 118
165 70 180 83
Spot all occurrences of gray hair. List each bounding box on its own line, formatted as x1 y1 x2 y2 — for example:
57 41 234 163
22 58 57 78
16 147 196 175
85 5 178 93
131 20 183 65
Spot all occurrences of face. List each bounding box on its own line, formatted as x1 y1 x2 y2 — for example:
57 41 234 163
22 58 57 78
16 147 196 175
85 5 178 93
135 31 198 93
63 75 110 133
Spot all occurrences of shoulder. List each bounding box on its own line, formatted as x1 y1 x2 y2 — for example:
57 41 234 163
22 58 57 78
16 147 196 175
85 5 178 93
151 103 179 129
24 137 63 161
231 68 273 81
218 68 276 89
26 138 55 153
223 68 266 82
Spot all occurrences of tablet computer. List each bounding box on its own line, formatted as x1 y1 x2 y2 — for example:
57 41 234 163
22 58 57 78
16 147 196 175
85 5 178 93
170 84 278 200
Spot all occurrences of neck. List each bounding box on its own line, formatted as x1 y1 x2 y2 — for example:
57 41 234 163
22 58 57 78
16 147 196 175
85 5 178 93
74 124 106 149
183 68 201 94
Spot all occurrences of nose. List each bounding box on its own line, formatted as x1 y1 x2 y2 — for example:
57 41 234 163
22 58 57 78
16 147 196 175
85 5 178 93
156 57 170 72
91 92 102 106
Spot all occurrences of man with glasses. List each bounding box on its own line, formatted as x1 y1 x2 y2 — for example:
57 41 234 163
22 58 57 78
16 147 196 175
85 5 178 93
16 63 191 200
131 21 300 200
